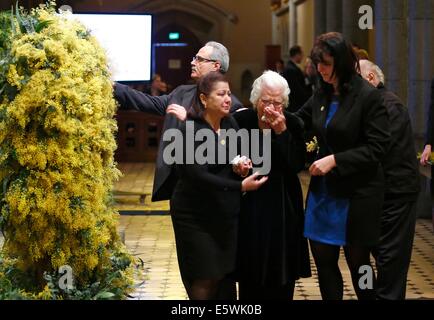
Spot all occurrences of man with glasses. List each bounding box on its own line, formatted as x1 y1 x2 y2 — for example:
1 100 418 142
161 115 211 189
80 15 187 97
114 41 242 299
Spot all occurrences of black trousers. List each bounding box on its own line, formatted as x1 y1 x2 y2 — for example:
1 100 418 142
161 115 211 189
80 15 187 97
372 200 417 300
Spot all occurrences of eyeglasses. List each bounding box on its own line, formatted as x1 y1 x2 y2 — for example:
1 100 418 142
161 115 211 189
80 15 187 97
260 98 283 108
192 55 217 63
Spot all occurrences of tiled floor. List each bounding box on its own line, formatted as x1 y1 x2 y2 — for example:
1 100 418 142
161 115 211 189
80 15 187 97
1 163 431 300
115 163 434 300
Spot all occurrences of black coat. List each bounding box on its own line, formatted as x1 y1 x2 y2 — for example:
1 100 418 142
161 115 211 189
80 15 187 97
114 83 244 201
377 83 420 200
171 116 242 216
296 75 391 246
170 116 242 279
233 109 311 286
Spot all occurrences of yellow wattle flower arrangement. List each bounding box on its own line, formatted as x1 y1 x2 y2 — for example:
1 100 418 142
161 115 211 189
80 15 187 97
0 2 136 299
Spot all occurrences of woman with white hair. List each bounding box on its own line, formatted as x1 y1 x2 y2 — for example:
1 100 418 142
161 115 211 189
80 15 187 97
232 70 311 299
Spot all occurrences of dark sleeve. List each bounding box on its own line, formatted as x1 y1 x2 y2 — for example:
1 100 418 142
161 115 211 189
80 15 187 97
114 82 169 116
229 94 244 113
334 90 391 176
383 92 407 154
275 112 306 173
177 165 241 192
294 96 313 131
426 78 433 146
176 121 242 192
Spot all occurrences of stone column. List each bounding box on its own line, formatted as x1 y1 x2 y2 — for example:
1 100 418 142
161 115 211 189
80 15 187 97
375 0 434 138
375 0 408 103
314 0 326 36
342 0 374 49
387 0 409 103
326 0 343 32
272 13 279 45
289 0 297 47
408 0 434 137
374 0 389 72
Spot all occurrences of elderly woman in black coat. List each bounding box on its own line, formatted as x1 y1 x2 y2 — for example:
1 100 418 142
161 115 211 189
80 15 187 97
233 70 311 300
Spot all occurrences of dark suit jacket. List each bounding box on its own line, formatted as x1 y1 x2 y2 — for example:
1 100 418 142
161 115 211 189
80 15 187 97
283 61 311 112
114 83 243 201
170 116 242 216
426 78 434 146
377 83 419 200
295 75 391 245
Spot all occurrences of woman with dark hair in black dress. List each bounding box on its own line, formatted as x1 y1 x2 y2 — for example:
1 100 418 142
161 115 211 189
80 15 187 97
170 72 267 300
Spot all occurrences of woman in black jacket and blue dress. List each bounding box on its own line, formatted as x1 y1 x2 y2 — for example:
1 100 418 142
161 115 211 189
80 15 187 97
295 32 390 300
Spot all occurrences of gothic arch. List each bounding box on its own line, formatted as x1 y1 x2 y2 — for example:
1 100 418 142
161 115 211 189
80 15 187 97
128 0 238 44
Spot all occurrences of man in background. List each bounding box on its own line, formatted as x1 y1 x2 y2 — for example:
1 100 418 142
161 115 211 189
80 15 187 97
282 45 311 112
360 59 420 300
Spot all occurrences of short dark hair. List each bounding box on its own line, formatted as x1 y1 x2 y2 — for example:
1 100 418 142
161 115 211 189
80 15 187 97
289 45 302 57
310 32 359 97
188 72 228 120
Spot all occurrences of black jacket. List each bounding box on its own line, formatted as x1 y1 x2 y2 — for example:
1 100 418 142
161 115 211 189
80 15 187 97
295 75 391 246
296 75 390 198
114 83 244 201
171 116 242 216
377 83 420 200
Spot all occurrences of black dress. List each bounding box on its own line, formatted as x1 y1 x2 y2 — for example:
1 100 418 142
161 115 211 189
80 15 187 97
170 116 242 280
233 109 311 287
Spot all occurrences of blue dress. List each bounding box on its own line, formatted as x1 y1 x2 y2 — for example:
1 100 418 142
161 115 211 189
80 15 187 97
304 99 350 246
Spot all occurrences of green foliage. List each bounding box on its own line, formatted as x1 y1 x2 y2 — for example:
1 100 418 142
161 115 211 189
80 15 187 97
0 10 12 54
0 249 143 300
0 11 12 100
0 1 139 300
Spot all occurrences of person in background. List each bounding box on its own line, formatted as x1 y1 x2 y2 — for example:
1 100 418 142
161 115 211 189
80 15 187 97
420 77 433 166
295 32 390 300
170 71 267 300
232 70 311 300
420 77 433 232
304 57 318 96
275 59 285 76
145 73 168 96
360 59 420 300
303 57 319 166
283 45 311 112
